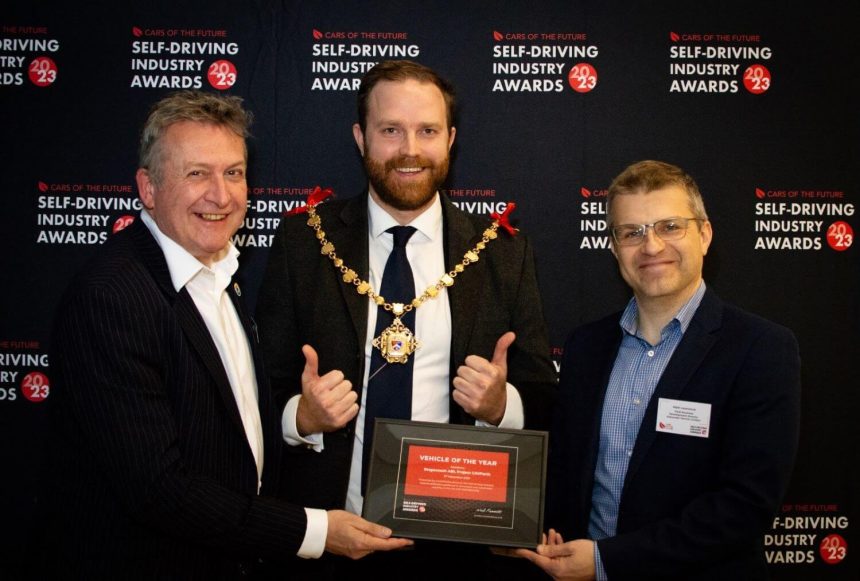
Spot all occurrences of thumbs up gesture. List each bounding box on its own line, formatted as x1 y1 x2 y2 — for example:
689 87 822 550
296 344 359 435
452 332 515 425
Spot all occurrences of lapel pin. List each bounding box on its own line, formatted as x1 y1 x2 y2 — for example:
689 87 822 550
233 282 241 297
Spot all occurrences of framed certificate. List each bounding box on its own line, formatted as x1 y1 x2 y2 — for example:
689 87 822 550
362 419 548 548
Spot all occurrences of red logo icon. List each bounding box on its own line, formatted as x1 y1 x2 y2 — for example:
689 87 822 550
312 29 323 40
826 221 854 251
21 371 50 403
29 57 58 87
208 60 237 90
755 188 766 199
819 533 847 565
743 65 771 95
568 63 597 93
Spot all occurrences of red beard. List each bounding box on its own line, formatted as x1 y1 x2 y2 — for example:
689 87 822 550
364 154 450 211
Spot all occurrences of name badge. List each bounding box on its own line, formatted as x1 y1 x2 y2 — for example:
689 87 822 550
656 397 711 438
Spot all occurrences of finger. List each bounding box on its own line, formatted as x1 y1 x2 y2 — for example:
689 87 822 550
326 377 355 402
491 331 516 367
351 518 394 539
451 387 471 411
327 392 358 422
329 385 358 413
364 536 414 552
340 402 359 423
454 366 480 394
452 375 476 396
539 542 574 558
302 344 319 379
516 549 551 569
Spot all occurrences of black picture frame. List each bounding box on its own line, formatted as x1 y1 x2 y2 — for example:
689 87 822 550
362 419 548 548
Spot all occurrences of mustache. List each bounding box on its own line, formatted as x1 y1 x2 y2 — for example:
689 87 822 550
382 156 434 170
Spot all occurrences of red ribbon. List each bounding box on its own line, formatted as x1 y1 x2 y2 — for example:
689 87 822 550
285 185 334 216
491 202 519 236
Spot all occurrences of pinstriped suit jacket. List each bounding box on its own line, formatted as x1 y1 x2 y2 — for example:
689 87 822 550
46 218 307 579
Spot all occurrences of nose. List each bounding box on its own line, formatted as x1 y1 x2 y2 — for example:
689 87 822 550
400 132 419 157
640 226 666 254
205 174 232 207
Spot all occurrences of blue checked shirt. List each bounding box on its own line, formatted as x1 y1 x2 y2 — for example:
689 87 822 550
589 282 706 580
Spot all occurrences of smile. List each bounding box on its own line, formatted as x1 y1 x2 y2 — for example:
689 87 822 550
199 213 228 221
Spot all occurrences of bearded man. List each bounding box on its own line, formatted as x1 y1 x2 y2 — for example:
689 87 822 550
257 60 557 580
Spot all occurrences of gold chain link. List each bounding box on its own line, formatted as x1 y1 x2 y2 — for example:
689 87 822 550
305 203 500 314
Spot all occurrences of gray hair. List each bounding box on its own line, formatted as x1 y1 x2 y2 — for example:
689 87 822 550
138 90 252 184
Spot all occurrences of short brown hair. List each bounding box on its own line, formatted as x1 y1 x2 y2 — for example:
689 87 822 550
356 60 456 131
607 160 708 227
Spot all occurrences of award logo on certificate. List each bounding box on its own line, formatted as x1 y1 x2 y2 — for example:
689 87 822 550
362 419 548 548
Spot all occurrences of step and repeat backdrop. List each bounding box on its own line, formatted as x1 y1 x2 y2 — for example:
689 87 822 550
2 1 857 578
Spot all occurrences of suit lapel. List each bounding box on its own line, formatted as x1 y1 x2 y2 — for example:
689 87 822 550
328 195 371 350
624 289 722 485
131 219 247 437
441 195 484 370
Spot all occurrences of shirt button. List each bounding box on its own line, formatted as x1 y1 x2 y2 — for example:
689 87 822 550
633 398 641 405
647 350 655 357
627 450 633 457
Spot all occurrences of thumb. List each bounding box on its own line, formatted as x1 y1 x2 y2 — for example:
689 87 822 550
491 332 516 367
302 344 320 379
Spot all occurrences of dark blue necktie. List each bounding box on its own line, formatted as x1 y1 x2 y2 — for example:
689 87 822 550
362 225 416 492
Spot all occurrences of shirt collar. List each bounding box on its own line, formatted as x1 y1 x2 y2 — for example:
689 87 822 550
140 209 239 292
620 280 707 337
367 192 442 244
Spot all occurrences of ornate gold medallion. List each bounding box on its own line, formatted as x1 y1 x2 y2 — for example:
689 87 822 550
372 316 420 363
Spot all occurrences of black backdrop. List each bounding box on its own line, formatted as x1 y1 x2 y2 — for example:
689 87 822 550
2 1 857 578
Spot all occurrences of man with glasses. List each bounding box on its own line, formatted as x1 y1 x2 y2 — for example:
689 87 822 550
516 160 801 580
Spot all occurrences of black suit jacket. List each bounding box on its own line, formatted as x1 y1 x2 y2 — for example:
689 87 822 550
45 219 307 579
256 192 557 510
546 288 801 580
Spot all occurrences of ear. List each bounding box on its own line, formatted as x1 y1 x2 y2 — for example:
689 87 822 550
699 220 713 255
352 123 365 156
136 168 155 210
447 126 456 151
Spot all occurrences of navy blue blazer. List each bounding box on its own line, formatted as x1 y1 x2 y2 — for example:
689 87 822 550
546 288 800 580
45 219 308 579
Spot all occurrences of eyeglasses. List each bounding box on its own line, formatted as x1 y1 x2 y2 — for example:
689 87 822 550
610 217 704 247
